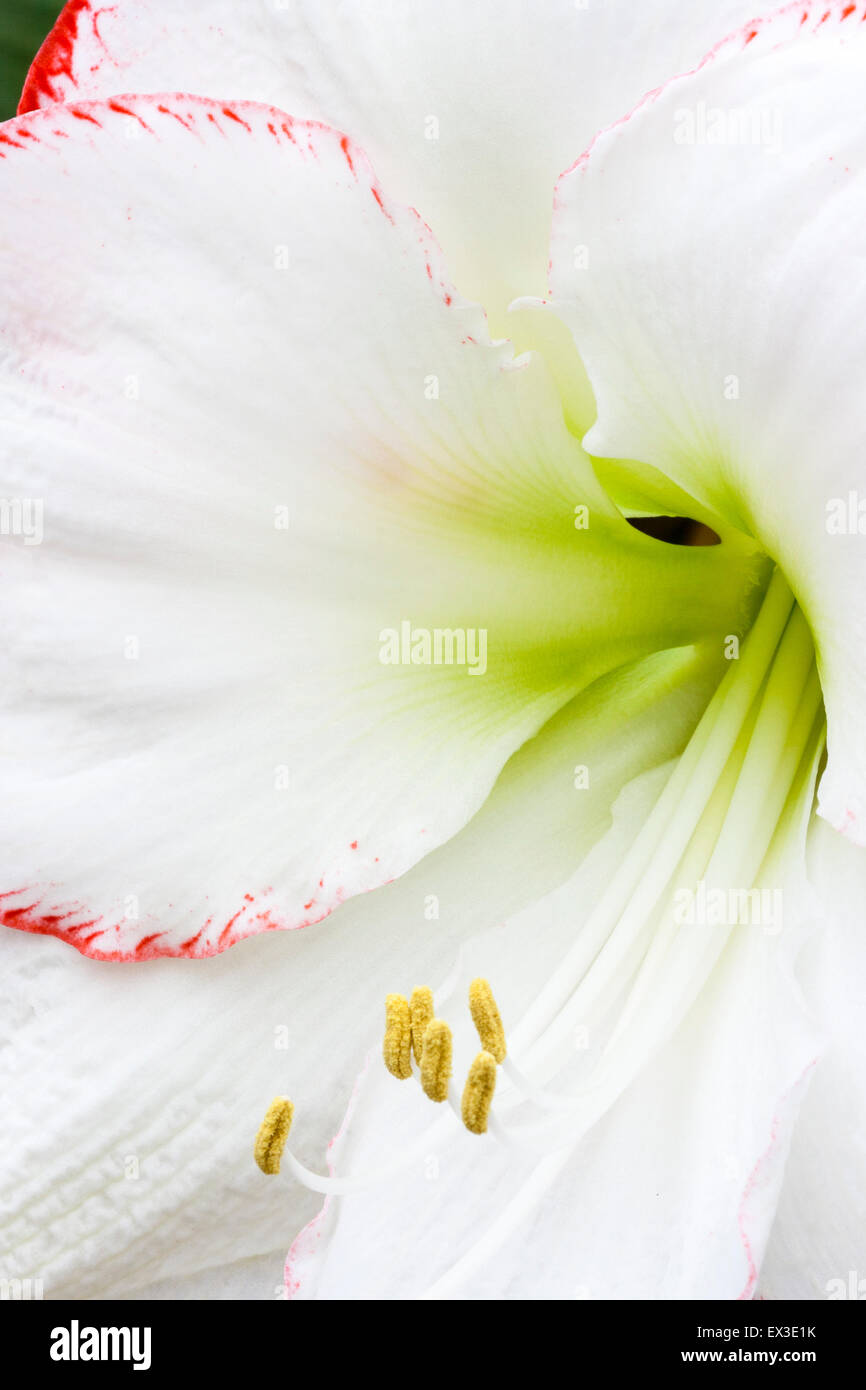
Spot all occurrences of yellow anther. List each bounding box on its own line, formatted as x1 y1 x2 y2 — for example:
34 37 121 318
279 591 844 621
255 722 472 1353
254 1096 294 1175
468 977 506 1063
409 985 434 1065
461 1051 497 1134
420 1018 452 1103
383 993 412 1079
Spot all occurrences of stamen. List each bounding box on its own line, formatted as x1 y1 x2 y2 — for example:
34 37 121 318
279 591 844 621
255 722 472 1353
420 1018 453 1102
253 1095 294 1175
462 1051 498 1134
263 571 827 1299
410 986 435 1065
469 978 507 1062
383 993 413 1079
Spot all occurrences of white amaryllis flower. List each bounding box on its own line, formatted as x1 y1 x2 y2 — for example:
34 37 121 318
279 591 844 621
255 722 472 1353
1 0 865 1301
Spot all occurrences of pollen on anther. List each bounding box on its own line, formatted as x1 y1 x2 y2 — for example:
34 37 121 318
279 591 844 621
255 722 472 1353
461 1052 497 1134
420 1018 453 1103
254 1096 294 1174
468 978 507 1063
409 985 434 1065
383 993 413 1079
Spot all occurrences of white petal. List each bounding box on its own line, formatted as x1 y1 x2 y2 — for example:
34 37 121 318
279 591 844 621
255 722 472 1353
0 97 752 958
286 760 824 1300
22 0 786 317
0 646 721 1297
760 816 866 1300
549 2 866 844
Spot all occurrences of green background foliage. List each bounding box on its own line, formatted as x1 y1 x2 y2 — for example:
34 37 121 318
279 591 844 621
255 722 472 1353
0 1 64 118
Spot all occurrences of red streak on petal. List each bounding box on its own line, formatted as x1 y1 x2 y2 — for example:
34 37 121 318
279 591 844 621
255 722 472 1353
371 186 395 223
71 108 101 125
340 134 356 174
217 907 245 949
108 99 151 130
135 932 166 955
157 103 193 131
179 921 210 953
19 0 92 113
1 895 103 949
2 902 41 919
222 107 252 131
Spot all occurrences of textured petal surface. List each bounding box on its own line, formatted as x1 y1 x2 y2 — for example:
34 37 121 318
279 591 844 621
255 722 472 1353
549 0 866 844
0 645 725 1297
0 96 753 958
20 0 785 317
